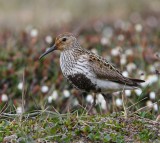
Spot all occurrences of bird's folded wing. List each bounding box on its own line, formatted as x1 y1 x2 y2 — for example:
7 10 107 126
88 54 137 86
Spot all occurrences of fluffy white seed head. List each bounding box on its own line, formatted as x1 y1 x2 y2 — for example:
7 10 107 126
86 94 93 104
45 35 53 44
63 90 70 98
30 28 38 37
18 82 23 90
1 94 8 102
125 90 131 97
135 24 143 32
41 85 49 93
135 89 142 96
16 106 23 114
116 98 122 107
149 92 156 100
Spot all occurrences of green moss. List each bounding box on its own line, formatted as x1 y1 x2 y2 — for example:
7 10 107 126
1 111 159 142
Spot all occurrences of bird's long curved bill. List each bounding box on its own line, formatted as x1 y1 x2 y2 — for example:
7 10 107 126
39 45 56 59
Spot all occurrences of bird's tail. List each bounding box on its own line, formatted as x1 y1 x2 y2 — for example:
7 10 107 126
128 78 145 87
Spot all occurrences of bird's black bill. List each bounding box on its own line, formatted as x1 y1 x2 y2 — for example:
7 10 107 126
39 45 56 59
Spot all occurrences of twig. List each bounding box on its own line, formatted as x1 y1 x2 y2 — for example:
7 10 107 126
127 97 148 110
122 84 127 119
131 101 159 115
22 68 26 113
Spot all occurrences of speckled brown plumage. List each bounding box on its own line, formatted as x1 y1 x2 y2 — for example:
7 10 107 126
40 32 145 111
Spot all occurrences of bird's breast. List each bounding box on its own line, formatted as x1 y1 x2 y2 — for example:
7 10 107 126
67 73 97 92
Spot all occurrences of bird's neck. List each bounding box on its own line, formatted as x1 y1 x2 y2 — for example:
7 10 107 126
60 47 84 75
60 49 75 74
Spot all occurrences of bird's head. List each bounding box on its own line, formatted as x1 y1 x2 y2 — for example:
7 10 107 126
39 33 77 59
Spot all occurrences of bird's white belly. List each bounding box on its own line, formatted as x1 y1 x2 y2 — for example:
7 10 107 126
90 77 135 92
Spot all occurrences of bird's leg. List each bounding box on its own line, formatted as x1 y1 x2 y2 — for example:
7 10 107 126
122 91 127 119
88 92 96 113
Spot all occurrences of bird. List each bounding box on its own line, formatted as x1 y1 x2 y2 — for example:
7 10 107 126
39 32 145 112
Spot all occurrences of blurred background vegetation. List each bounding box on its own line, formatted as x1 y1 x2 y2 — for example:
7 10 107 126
0 0 160 116
0 0 160 28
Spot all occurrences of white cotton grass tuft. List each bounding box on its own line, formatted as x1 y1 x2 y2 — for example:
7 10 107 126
116 98 123 107
135 89 142 96
16 106 23 114
18 82 23 90
148 65 156 73
125 90 131 97
137 70 146 80
122 71 129 77
97 94 106 110
135 24 143 32
120 54 127 65
117 34 124 41
45 35 53 44
153 103 158 111
125 49 133 56
91 48 98 54
63 90 70 98
149 92 156 100
146 100 153 108
1 94 8 102
30 28 38 37
141 74 158 87
100 37 110 46
41 85 49 93
102 27 113 38
111 46 121 56
73 99 79 106
48 96 53 103
126 63 137 73
86 94 93 104
48 90 58 103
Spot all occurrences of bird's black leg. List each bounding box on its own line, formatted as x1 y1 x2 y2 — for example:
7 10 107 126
88 93 96 113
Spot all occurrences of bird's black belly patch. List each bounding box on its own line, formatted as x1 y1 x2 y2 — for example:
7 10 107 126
67 74 96 92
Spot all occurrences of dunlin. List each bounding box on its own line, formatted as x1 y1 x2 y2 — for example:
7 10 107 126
40 33 145 111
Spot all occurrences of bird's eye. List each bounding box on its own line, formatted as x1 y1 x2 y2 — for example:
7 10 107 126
62 38 67 42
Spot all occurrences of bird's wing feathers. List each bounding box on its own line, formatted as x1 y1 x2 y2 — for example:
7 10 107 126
87 53 140 86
